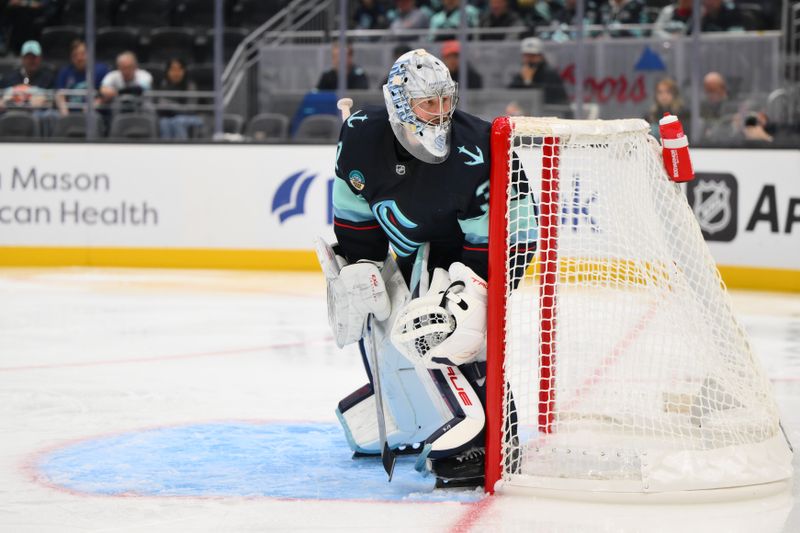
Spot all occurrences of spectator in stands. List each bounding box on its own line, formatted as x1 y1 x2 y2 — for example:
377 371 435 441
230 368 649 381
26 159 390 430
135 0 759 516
55 40 111 116
1 40 55 90
429 0 480 41
99 52 153 110
652 0 694 39
701 71 728 120
701 0 744 32
739 110 773 144
439 40 482 89
507 37 568 106
699 71 735 142
546 0 599 41
388 0 431 38
1 0 55 55
517 0 558 34
592 0 648 37
644 77 689 138
353 0 388 30
316 42 369 91
0 40 57 131
744 0 779 30
479 0 524 41
156 58 204 140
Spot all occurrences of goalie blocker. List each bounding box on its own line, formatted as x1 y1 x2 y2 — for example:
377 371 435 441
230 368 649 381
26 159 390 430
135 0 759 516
317 238 490 486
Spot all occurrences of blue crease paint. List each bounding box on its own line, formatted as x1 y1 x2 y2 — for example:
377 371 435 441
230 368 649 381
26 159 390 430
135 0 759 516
37 422 484 503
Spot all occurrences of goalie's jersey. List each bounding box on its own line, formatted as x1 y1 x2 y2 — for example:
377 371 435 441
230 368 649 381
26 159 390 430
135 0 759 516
333 105 491 283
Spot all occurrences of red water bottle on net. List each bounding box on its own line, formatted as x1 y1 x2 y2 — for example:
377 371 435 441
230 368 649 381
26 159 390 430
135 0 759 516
658 113 695 183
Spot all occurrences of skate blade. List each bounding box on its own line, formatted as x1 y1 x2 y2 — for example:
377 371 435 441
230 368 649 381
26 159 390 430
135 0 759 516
352 446 420 459
435 476 485 489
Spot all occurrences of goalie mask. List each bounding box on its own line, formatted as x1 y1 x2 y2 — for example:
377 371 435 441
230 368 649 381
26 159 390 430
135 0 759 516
383 49 458 164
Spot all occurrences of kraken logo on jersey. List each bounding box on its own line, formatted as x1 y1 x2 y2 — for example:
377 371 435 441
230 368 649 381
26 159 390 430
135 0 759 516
372 200 422 257
457 145 484 166
346 110 367 128
349 170 366 191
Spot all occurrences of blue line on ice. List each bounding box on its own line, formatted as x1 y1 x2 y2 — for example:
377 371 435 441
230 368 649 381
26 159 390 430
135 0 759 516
36 422 484 503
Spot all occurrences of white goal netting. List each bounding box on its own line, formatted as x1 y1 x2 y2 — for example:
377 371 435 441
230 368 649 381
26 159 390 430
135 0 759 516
494 117 792 493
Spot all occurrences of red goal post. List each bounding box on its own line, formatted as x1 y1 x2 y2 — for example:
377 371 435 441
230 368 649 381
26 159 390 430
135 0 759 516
484 116 793 496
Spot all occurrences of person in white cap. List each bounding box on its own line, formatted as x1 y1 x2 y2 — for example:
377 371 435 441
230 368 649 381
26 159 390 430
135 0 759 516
507 36 568 106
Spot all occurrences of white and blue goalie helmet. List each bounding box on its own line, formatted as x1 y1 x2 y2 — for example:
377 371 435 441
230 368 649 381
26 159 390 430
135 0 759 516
383 49 458 164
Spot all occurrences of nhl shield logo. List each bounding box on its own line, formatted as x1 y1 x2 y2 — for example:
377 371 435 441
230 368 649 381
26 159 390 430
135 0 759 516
686 173 738 242
395 164 406 175
692 180 731 235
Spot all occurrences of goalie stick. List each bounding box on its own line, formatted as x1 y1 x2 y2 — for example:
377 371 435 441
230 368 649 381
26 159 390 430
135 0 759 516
314 236 396 480
365 313 397 480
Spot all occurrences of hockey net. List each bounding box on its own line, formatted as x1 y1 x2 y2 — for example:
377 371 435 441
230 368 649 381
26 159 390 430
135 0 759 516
485 116 792 495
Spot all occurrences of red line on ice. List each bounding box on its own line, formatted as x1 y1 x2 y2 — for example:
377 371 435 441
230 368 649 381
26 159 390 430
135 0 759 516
449 495 495 533
0 338 334 372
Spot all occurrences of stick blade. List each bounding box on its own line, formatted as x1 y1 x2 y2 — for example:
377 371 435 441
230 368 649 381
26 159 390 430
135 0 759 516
381 442 397 481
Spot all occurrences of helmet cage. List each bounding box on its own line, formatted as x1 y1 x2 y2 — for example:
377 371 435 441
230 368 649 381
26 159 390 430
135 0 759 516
384 49 458 164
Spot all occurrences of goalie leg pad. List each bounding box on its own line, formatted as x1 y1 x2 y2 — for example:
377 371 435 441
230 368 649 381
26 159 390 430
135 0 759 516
336 382 431 455
336 255 466 455
425 364 486 459
413 364 487 485
336 347 470 455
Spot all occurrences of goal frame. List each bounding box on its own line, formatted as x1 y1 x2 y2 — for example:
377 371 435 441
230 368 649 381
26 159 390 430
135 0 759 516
483 116 792 496
486 116 512 494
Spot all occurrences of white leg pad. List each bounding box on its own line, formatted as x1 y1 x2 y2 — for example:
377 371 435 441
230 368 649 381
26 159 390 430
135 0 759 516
335 254 460 454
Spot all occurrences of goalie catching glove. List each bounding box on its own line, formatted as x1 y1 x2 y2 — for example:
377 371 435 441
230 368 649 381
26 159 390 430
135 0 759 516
391 262 487 368
314 237 391 348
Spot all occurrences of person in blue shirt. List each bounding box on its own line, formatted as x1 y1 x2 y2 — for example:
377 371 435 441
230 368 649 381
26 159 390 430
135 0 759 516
54 40 110 116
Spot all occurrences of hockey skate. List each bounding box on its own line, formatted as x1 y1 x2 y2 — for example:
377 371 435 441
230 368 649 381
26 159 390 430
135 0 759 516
430 446 485 489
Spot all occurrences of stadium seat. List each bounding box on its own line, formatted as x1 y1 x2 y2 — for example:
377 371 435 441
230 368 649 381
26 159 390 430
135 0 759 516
146 27 196 64
139 62 165 87
245 113 289 141
0 112 38 138
230 0 286 30
53 113 105 138
173 0 214 28
187 63 215 91
224 113 244 134
96 27 140 63
197 113 245 138
738 3 766 31
39 26 84 65
115 0 174 28
195 27 249 63
109 113 158 139
288 91 338 136
59 0 115 26
293 114 340 143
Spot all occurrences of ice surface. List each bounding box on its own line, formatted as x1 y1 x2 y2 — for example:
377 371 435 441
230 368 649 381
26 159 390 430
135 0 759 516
1 268 798 532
